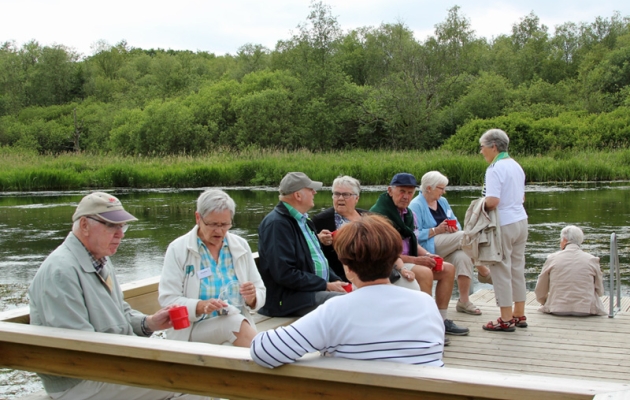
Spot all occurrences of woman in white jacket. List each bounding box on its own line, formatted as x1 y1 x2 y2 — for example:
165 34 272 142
159 189 266 347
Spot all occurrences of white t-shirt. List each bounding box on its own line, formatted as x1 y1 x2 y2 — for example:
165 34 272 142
484 158 528 226
250 284 445 368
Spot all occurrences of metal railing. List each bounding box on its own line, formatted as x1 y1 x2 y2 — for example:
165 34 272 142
609 232 622 318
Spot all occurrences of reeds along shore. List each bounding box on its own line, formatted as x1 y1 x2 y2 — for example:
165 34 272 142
2 148 630 191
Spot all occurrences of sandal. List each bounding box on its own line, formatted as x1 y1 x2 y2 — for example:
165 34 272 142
482 317 515 332
512 315 528 328
456 300 482 315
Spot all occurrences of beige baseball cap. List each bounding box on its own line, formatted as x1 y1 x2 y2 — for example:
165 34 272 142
279 172 322 195
72 192 138 223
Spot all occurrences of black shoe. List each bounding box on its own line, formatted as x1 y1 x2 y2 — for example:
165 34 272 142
444 336 451 346
444 319 469 336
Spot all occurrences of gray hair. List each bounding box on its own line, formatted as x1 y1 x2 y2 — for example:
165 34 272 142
332 175 361 195
197 189 235 218
480 129 510 152
421 171 448 193
561 225 584 245
71 219 81 235
72 216 101 231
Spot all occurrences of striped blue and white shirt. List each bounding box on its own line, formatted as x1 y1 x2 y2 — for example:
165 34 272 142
250 284 445 368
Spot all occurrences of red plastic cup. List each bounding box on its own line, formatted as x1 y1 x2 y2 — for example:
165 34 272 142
169 306 190 330
446 219 457 228
343 283 353 293
433 256 443 272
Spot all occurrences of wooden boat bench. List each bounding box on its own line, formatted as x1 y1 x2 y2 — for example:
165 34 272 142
2 320 629 400
3 276 630 400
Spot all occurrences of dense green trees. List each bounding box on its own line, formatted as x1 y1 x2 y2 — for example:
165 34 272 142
1 2 629 155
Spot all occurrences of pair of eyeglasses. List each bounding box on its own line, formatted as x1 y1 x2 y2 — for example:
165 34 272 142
332 192 356 199
200 218 233 230
87 216 129 233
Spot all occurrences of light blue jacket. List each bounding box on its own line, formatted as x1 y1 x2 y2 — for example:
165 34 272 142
408 194 461 254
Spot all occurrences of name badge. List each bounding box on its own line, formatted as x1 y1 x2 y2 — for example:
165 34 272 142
197 268 212 279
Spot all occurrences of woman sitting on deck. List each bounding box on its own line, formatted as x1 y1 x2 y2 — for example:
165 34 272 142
250 214 445 368
408 171 492 316
311 175 367 282
159 189 266 347
534 225 606 316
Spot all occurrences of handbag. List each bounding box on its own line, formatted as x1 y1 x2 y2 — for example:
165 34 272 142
389 268 401 283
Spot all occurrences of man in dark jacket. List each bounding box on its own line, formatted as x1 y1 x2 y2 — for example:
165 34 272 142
258 172 346 317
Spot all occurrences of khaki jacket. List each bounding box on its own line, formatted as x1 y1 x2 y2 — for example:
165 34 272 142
534 243 606 315
461 198 502 265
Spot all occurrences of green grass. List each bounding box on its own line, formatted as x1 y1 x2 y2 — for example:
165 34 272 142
2 147 630 191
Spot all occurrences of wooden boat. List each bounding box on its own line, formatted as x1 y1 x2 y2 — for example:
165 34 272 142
1 276 629 400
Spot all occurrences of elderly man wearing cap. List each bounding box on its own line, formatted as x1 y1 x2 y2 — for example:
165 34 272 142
257 172 348 317
29 192 210 400
370 173 469 338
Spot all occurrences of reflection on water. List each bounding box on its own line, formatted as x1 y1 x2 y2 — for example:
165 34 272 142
1 183 629 296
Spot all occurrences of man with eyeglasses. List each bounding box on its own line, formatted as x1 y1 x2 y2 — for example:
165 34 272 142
29 192 210 400
257 172 348 317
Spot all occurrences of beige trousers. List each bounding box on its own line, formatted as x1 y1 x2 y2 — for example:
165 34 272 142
488 219 528 307
190 313 248 345
433 231 473 279
397 264 422 291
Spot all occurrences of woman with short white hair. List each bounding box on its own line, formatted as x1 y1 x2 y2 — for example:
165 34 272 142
479 128 529 331
312 175 366 282
159 189 266 347
409 171 491 315
534 225 606 316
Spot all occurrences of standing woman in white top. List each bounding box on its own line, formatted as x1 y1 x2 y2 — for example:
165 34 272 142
479 129 529 332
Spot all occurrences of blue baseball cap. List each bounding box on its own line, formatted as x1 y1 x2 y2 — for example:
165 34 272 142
389 173 418 187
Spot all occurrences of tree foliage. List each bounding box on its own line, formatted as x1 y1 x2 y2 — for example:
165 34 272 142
0 4 629 155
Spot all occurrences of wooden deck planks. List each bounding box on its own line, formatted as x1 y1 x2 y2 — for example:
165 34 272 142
442 290 630 384
252 313 298 332
603 295 630 312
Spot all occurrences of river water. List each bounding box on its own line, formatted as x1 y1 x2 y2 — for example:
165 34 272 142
1 183 629 294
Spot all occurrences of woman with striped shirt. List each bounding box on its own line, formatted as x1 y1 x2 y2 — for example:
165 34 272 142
250 214 445 368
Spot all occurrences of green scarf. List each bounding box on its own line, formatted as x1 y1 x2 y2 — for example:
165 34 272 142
491 151 510 166
369 192 418 256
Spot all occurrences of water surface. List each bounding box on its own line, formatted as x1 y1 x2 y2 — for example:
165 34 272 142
1 184 628 295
